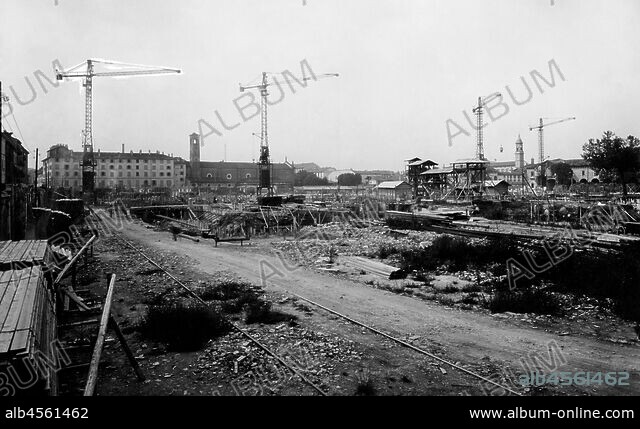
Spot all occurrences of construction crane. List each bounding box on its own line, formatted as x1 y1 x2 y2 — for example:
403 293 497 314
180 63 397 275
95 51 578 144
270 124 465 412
529 117 576 164
472 93 502 160
239 71 338 200
55 59 181 198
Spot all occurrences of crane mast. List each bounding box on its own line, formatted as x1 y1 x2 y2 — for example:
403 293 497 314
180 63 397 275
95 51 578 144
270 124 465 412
82 60 95 193
472 93 501 160
240 70 338 201
258 72 273 197
56 59 181 199
529 116 576 185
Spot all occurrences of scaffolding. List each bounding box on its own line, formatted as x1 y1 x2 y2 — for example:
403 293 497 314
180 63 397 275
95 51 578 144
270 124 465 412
419 159 489 201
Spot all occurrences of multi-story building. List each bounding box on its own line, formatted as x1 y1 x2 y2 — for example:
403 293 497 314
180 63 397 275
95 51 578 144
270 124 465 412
1 131 29 239
42 144 188 192
524 158 600 188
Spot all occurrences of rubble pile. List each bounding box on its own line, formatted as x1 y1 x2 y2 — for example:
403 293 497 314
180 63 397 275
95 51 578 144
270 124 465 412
272 223 437 266
191 324 362 393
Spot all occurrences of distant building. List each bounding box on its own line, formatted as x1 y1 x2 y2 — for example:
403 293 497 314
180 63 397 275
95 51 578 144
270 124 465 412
524 158 600 188
42 144 188 192
376 180 412 201
187 133 295 193
1 131 29 240
326 169 356 183
294 162 325 178
487 136 530 188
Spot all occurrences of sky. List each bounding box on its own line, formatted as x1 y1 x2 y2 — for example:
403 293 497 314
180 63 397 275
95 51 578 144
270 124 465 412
1 0 639 172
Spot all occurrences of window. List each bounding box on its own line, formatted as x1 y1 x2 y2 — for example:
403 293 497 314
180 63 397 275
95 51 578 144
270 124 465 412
136 172 140 177
110 165 114 170
226 173 232 180
207 173 212 178
246 173 251 179
160 172 164 177
582 170 585 176
166 180 171 186
64 164 69 170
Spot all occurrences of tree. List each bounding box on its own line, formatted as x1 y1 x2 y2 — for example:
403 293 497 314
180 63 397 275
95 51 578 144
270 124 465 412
294 170 328 186
337 173 362 186
582 131 640 196
549 162 574 187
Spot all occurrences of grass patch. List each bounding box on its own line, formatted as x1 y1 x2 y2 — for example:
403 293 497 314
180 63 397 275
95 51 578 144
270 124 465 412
140 303 230 351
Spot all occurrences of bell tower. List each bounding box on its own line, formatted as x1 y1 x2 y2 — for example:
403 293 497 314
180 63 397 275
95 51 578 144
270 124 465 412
189 133 201 179
515 134 525 170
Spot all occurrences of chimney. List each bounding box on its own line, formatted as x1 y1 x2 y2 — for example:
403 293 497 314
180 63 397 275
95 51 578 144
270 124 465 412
122 143 125 154
531 158 534 165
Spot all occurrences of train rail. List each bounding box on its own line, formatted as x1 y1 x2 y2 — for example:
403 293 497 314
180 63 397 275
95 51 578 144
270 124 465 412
92 208 521 396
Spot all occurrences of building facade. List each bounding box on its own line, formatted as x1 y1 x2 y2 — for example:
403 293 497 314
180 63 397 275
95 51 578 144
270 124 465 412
42 144 188 192
187 133 295 193
1 131 29 240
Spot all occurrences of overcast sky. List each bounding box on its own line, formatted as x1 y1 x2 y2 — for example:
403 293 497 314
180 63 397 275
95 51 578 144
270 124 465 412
1 0 639 172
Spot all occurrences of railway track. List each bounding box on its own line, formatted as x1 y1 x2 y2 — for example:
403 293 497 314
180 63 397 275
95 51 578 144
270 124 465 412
91 208 327 396
92 207 522 396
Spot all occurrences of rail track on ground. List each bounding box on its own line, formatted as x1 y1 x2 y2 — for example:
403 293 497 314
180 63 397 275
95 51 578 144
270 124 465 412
90 208 327 396
91 207 522 396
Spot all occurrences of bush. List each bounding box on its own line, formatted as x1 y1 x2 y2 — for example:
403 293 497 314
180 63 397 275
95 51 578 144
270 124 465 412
487 288 563 316
245 299 297 325
140 303 230 351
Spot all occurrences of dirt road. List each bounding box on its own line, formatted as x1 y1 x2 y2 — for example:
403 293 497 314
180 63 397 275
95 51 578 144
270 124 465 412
120 220 640 395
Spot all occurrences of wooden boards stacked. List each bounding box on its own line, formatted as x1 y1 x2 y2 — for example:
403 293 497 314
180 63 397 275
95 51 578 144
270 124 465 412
0 267 54 359
0 240 49 271
0 241 56 394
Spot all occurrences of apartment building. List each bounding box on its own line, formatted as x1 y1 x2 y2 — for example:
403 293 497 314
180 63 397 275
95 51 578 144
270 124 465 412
43 144 188 192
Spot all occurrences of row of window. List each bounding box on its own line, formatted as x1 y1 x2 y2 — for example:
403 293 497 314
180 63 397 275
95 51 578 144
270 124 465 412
205 173 252 179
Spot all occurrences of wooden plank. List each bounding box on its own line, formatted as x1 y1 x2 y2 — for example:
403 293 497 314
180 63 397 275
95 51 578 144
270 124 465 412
53 236 97 287
0 241 11 256
0 242 18 266
108 316 145 382
11 268 41 353
0 271 20 327
9 242 29 267
0 270 33 354
60 287 91 311
0 272 26 354
84 274 116 396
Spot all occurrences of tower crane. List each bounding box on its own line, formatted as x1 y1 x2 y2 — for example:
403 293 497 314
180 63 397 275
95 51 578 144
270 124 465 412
55 59 181 197
529 117 576 164
240 71 338 200
472 93 502 160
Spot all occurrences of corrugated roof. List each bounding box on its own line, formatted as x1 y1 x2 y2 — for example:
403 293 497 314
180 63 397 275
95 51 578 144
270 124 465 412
420 168 454 175
377 181 410 189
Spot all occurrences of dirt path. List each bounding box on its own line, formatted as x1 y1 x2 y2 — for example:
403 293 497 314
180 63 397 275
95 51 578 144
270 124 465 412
119 221 640 395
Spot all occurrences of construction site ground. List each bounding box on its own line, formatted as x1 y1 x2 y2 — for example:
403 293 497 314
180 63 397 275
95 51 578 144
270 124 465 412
63 216 640 396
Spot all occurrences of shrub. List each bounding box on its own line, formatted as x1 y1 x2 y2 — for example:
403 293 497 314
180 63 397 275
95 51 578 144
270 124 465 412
487 288 563 316
245 299 297 325
140 303 230 351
